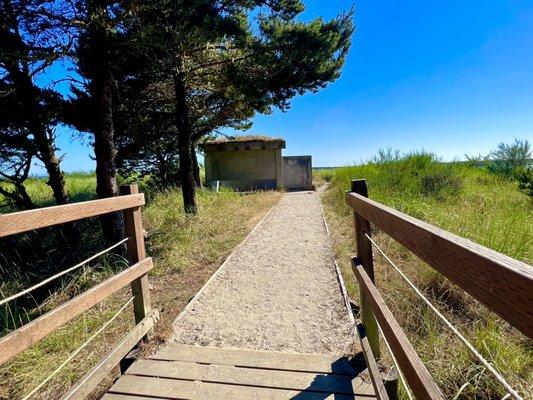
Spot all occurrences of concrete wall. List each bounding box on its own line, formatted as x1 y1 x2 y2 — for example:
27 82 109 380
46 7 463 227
205 149 283 190
282 156 312 190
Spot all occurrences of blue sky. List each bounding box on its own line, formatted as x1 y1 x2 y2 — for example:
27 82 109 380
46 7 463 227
36 0 533 172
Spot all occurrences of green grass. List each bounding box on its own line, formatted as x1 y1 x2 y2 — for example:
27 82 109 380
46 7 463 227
2 160 531 399
0 174 281 399
318 154 533 399
20 172 98 207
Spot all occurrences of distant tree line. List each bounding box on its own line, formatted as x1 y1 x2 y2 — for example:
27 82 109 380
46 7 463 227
0 0 353 240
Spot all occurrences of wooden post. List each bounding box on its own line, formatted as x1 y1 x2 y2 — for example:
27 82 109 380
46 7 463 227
350 179 380 358
120 185 151 325
383 366 399 400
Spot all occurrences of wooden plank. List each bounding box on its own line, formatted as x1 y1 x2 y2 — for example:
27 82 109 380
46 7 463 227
102 395 167 400
109 376 195 399
0 258 153 365
152 344 356 375
120 185 151 324
351 180 380 357
128 359 200 380
126 359 363 394
345 191 533 339
108 375 372 400
61 311 158 400
195 381 374 400
0 193 145 238
352 261 444 400
356 324 389 400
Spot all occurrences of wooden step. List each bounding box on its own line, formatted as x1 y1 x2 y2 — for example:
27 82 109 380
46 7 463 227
104 344 376 399
153 343 358 375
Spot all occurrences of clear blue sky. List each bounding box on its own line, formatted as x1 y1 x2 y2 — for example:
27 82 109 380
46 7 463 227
37 0 533 172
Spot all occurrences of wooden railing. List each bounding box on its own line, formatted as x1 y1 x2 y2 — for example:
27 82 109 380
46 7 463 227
346 179 533 400
0 184 158 399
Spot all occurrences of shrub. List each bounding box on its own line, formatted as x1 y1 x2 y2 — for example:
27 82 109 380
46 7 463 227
420 169 462 199
321 170 335 182
373 150 463 200
371 147 401 164
515 167 533 200
464 153 487 168
488 138 531 178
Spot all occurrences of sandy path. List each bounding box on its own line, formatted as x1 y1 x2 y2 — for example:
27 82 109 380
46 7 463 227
171 191 354 354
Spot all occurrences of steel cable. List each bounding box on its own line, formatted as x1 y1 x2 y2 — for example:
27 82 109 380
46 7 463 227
364 233 521 400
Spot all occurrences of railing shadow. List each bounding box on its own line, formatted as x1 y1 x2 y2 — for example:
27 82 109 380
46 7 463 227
290 352 374 400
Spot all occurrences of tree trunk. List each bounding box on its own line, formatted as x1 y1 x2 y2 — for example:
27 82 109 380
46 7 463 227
93 69 122 241
155 152 168 186
22 84 79 245
14 183 35 209
191 146 202 188
32 127 69 205
173 69 197 214
0 184 36 210
87 4 122 241
10 44 70 207
1 0 76 244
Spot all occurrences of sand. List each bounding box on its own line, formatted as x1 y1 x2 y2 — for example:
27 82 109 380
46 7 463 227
171 191 355 354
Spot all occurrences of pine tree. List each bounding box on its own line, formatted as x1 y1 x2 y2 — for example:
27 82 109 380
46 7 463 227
130 0 353 213
0 0 71 208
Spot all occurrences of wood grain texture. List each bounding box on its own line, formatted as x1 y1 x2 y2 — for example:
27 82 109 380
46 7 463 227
356 323 389 400
352 260 444 400
108 375 370 400
152 343 357 375
102 395 167 400
120 185 151 324
351 179 380 358
346 191 533 339
0 194 145 238
126 359 362 394
61 311 158 400
105 344 376 399
0 258 153 365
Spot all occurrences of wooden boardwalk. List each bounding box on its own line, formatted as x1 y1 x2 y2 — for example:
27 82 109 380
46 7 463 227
3 184 530 400
103 344 376 399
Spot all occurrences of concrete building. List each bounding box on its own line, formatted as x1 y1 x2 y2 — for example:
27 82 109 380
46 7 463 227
282 155 312 190
200 136 312 191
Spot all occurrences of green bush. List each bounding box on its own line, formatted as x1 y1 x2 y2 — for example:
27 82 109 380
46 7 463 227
420 169 462 199
367 150 463 201
321 170 335 182
515 167 533 200
487 138 531 178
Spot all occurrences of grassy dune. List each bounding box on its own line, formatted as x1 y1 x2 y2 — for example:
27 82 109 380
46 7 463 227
0 176 281 399
318 155 532 399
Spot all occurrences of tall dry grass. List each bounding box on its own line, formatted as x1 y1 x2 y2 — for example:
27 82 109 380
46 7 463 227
0 175 281 399
318 153 532 399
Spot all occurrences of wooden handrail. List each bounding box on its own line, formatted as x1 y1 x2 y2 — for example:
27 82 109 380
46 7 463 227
61 310 159 400
352 259 444 400
0 185 155 399
0 193 145 238
0 257 153 365
345 190 533 339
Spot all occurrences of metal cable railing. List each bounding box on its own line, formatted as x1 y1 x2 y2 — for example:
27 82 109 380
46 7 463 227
0 238 128 307
377 320 414 400
364 233 522 400
21 296 134 400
